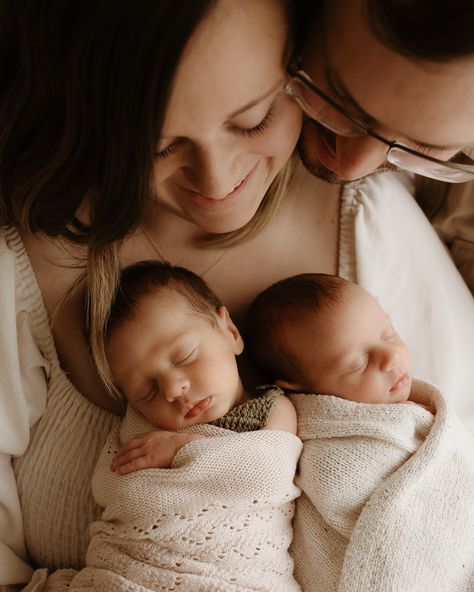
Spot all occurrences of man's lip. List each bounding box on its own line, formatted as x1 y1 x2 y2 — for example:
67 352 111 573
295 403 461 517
304 120 339 172
390 372 410 393
184 396 213 419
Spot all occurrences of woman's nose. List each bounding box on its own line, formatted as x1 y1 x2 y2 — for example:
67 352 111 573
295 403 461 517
183 144 239 199
335 135 389 181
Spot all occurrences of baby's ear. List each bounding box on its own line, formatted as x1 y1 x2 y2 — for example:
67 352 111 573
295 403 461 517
217 306 244 355
275 378 306 393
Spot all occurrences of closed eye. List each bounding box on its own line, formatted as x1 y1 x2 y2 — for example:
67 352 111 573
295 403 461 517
140 384 158 403
155 141 178 160
231 102 276 138
346 355 369 374
175 348 197 367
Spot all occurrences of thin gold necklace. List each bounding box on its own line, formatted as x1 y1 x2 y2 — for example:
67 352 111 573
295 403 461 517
140 224 229 278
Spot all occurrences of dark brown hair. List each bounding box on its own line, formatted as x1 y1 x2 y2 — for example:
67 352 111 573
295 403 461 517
0 0 304 392
0 0 216 245
105 260 223 342
367 0 474 61
245 273 347 381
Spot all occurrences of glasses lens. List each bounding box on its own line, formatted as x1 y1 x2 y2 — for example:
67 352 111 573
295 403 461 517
285 78 364 138
388 147 474 183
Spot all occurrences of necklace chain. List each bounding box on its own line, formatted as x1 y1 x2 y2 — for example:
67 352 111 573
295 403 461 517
140 225 229 278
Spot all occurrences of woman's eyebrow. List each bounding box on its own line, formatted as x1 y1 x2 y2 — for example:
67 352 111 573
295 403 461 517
229 79 284 118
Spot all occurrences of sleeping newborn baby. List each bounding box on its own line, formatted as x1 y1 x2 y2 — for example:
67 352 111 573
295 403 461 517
30 261 302 592
246 272 429 409
245 273 474 592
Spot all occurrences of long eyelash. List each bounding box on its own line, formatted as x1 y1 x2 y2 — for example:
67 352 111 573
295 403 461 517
142 385 158 402
409 142 446 157
175 348 196 367
326 87 348 107
156 143 177 160
156 100 278 156
236 104 276 138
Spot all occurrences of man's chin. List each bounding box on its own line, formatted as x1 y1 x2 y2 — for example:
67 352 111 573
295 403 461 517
297 140 398 185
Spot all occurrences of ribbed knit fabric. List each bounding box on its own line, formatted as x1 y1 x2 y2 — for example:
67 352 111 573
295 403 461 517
209 385 279 432
14 376 118 568
5 227 118 571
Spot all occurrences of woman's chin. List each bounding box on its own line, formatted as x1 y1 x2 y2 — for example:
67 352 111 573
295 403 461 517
186 194 266 235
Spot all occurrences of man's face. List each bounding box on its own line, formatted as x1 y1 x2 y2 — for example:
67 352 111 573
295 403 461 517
298 0 474 183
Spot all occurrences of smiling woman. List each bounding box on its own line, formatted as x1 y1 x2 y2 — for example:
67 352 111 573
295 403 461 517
150 1 301 235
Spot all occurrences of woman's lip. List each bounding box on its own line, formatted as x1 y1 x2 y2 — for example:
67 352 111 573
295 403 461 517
390 372 410 393
185 163 258 212
184 396 213 419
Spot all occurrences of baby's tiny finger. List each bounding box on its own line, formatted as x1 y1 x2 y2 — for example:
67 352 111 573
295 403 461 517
115 455 149 475
113 446 145 469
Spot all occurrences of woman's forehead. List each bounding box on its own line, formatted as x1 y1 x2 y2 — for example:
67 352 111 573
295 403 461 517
160 0 289 135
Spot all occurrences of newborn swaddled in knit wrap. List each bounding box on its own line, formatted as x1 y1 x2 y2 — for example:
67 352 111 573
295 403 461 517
289 379 474 592
38 406 302 592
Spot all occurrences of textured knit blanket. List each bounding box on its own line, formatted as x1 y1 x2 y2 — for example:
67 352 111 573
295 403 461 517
34 408 302 592
289 379 474 592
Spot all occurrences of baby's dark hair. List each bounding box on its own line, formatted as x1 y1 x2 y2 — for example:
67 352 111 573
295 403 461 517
245 273 348 382
105 260 223 343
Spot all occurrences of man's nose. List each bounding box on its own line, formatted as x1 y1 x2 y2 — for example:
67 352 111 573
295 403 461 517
335 135 390 181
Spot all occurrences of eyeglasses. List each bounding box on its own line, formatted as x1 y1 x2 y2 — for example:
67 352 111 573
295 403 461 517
285 65 474 183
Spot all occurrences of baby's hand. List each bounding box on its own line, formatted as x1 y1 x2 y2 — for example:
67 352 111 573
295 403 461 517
111 431 205 474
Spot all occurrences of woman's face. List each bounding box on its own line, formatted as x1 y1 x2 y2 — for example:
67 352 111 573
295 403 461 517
152 0 302 235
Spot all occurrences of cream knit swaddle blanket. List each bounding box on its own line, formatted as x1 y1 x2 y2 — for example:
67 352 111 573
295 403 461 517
37 407 302 591
290 379 474 592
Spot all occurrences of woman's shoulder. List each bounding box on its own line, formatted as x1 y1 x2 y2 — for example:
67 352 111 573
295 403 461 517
19 228 87 317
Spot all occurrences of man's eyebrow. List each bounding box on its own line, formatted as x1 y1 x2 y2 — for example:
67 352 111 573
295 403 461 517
324 62 466 152
228 79 284 118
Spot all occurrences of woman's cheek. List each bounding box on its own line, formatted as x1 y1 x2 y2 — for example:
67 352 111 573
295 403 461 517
152 96 302 186
252 96 303 158
153 155 178 185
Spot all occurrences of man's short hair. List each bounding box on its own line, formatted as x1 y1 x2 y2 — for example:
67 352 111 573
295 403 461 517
367 0 474 61
245 273 348 382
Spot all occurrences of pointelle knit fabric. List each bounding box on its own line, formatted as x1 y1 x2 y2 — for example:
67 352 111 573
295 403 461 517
26 407 302 591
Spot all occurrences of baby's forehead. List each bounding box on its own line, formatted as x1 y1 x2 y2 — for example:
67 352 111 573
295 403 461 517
141 285 194 309
278 287 387 337
145 286 219 323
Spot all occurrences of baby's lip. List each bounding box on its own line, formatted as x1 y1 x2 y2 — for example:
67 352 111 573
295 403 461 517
184 396 213 419
390 372 410 393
